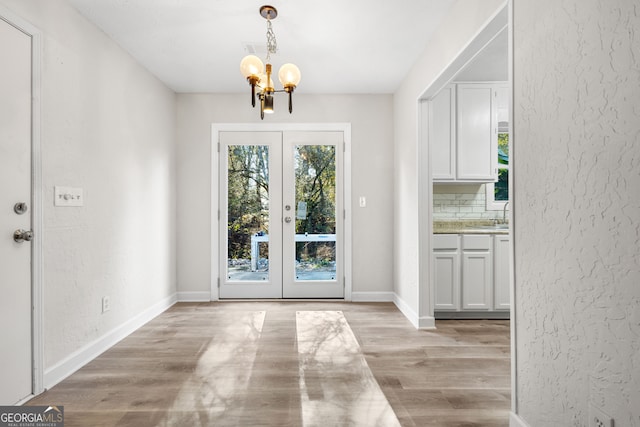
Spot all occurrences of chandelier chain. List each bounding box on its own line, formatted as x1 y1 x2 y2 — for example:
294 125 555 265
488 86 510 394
266 19 277 62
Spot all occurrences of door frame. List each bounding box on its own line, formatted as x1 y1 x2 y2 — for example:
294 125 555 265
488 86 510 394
211 123 352 301
0 5 44 399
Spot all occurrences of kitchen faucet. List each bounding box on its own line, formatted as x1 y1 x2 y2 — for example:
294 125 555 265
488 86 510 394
503 201 509 224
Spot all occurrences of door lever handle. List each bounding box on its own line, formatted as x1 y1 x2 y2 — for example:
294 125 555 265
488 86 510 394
13 229 33 243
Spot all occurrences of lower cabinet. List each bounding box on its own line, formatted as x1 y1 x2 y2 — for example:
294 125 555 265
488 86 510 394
493 234 511 310
433 235 460 310
433 233 510 315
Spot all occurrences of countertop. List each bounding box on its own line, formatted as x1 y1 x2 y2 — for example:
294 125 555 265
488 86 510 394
433 220 509 235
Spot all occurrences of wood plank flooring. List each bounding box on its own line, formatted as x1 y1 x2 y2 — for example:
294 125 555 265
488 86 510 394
27 302 510 426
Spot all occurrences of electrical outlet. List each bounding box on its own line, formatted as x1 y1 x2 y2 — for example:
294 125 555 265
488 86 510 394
589 404 614 427
101 296 110 313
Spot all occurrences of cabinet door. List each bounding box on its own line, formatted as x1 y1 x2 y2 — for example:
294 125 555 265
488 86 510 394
433 251 460 310
430 85 456 180
462 251 492 310
456 84 496 181
494 235 510 310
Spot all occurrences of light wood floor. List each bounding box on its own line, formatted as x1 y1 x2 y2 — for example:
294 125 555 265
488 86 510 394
27 302 510 426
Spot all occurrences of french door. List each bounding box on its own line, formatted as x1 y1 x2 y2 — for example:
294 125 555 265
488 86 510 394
219 131 344 299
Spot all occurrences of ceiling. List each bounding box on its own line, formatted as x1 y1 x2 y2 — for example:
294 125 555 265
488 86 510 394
454 28 509 82
66 0 460 94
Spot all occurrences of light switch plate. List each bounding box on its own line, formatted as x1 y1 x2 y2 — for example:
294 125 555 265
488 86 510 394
54 186 84 207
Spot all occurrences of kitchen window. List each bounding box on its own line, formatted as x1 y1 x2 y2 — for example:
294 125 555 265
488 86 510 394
486 129 509 210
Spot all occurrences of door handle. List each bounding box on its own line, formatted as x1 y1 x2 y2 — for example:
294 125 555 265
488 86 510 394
284 217 292 223
13 229 33 243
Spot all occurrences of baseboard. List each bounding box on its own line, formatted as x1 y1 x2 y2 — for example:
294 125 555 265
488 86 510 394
177 291 211 302
510 412 530 427
435 310 510 320
351 292 395 302
418 315 436 329
43 293 177 389
392 293 436 329
392 293 418 328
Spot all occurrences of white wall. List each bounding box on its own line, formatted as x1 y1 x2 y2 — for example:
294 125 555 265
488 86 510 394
0 0 176 378
176 93 394 298
393 0 506 325
513 0 640 425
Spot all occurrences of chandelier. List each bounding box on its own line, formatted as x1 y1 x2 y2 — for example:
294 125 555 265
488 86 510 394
240 5 301 120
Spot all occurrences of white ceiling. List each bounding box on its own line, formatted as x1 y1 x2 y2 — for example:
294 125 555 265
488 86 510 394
66 0 460 94
454 28 509 82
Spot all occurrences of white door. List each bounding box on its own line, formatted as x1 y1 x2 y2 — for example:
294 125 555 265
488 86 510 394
219 131 344 299
0 17 33 404
282 131 343 298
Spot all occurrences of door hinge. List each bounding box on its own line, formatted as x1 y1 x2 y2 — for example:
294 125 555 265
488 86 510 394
343 209 346 219
217 142 220 152
217 278 220 288
218 210 220 220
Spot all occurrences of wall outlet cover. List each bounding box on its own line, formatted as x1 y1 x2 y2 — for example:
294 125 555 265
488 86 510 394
101 296 110 313
589 404 614 427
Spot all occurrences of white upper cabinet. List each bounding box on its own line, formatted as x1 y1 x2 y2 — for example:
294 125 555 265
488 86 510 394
456 83 496 181
430 85 456 180
430 82 506 183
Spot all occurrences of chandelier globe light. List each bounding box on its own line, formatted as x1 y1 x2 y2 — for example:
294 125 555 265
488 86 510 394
239 5 301 119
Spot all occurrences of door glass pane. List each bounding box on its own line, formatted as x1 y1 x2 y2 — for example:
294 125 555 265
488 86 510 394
293 145 336 281
227 145 270 281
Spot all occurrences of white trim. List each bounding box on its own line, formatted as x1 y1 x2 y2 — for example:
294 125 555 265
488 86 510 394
210 123 353 301
343 124 353 302
418 99 434 326
44 294 177 389
485 174 509 211
177 291 212 302
15 394 36 406
393 293 435 329
418 315 436 329
508 0 518 415
418 3 509 100
0 5 44 397
509 412 530 427
393 293 419 328
351 292 395 302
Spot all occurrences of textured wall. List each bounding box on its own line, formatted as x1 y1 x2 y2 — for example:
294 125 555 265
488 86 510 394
176 93 394 296
0 0 177 369
513 0 640 425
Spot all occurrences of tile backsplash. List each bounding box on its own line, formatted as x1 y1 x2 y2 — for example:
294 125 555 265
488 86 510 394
433 184 503 220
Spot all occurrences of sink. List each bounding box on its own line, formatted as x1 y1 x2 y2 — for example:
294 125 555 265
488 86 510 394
474 224 509 230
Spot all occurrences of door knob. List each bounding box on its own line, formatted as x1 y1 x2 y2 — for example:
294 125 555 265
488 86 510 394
284 217 292 223
13 229 33 243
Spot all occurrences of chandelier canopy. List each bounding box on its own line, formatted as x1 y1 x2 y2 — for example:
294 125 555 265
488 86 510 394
240 5 301 119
